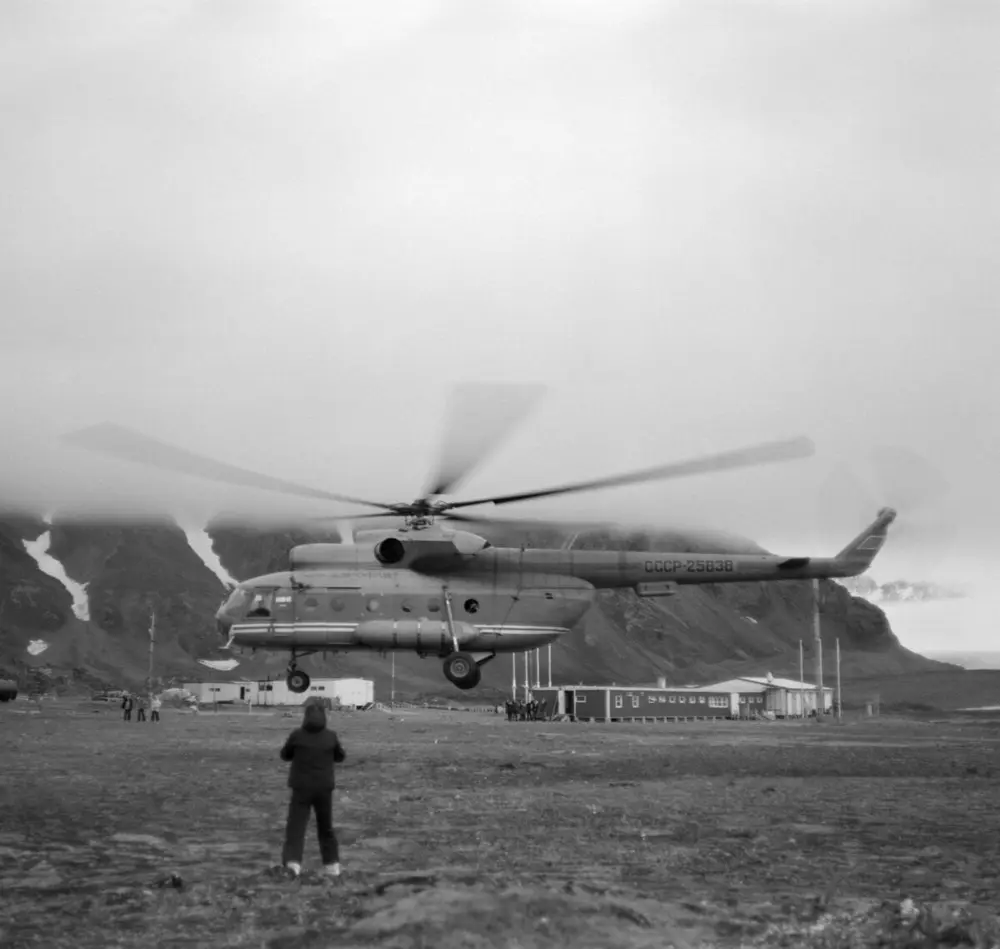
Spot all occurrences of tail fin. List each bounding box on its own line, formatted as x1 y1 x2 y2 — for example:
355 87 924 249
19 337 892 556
834 507 898 575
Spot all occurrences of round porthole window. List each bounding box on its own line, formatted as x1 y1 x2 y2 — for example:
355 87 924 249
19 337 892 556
367 598 380 612
330 598 345 612
401 599 413 613
427 598 441 613
463 598 480 614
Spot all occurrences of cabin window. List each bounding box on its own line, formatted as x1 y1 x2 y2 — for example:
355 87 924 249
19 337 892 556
330 598 345 612
401 599 413 613
247 591 274 617
427 598 441 613
614 695 623 709
367 599 380 612
303 597 318 610
463 598 480 614
631 695 640 708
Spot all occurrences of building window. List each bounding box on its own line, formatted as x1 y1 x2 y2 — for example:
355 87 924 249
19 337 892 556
669 695 676 703
699 695 706 704
614 695 623 709
577 694 586 703
631 695 640 708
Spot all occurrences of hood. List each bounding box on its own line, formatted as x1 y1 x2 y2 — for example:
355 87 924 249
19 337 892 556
302 698 327 732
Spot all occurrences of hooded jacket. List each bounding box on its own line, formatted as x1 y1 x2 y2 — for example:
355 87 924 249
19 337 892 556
279 699 346 791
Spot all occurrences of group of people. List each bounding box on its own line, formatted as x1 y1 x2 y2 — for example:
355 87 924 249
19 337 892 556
504 698 549 721
121 692 162 722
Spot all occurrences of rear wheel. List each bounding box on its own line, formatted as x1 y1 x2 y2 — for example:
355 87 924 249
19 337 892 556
443 652 481 690
287 670 311 693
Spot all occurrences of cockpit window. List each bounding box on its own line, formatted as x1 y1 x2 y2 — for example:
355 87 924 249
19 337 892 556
224 587 250 611
246 590 275 618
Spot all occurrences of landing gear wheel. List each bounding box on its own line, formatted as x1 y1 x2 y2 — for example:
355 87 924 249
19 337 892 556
287 670 311 693
443 652 481 690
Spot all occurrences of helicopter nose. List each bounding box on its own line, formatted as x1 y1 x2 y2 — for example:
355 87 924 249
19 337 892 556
215 606 233 639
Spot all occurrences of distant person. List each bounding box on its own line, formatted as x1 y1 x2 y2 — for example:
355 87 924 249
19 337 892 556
136 695 147 722
279 696 346 879
150 694 161 723
123 694 134 722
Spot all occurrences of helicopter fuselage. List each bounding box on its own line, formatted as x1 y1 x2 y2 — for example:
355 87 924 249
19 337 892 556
214 509 896 694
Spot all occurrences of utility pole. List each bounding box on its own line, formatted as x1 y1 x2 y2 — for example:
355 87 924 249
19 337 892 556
391 652 395 707
836 637 842 722
523 651 529 702
813 579 823 720
147 608 156 698
511 653 516 700
534 647 541 688
548 643 552 688
799 639 804 718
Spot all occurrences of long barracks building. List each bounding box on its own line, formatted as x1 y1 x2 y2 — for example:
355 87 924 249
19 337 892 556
530 675 832 722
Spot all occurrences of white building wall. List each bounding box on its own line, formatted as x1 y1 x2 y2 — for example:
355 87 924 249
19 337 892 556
182 682 245 703
252 678 374 707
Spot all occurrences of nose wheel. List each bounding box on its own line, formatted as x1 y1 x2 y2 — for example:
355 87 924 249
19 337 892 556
443 652 481 690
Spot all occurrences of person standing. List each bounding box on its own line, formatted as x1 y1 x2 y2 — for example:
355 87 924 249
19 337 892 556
123 693 134 722
279 697 346 879
150 693 161 723
136 694 147 722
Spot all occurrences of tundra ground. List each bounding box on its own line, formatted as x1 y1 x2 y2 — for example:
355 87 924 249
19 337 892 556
3 703 1000 948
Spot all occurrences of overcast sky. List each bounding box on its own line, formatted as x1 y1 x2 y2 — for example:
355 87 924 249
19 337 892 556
2 1 998 638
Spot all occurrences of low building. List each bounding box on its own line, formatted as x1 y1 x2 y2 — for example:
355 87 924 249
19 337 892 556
700 675 833 717
182 681 247 704
528 684 738 721
252 677 374 708
182 677 374 708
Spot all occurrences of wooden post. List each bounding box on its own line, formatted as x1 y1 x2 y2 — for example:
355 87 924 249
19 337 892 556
836 637 842 722
147 609 156 701
799 639 804 718
813 579 823 720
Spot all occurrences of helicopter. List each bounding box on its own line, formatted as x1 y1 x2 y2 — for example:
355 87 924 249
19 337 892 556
62 383 897 694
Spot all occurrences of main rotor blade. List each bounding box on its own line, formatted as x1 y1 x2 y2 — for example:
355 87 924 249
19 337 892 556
442 435 816 511
61 423 399 512
440 511 620 535
421 382 547 499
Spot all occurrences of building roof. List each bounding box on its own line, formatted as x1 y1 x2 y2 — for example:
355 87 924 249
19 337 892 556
737 676 833 691
551 684 733 692
699 678 769 694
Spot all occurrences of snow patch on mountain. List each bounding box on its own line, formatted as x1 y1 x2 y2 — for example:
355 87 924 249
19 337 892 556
22 522 91 621
183 526 238 590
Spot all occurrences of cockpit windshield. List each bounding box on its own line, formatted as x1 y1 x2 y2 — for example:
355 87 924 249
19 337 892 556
224 587 249 610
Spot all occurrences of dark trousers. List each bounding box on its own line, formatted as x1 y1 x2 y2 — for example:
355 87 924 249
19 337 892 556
151 710 160 722
282 788 339 867
137 709 146 721
123 709 132 721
